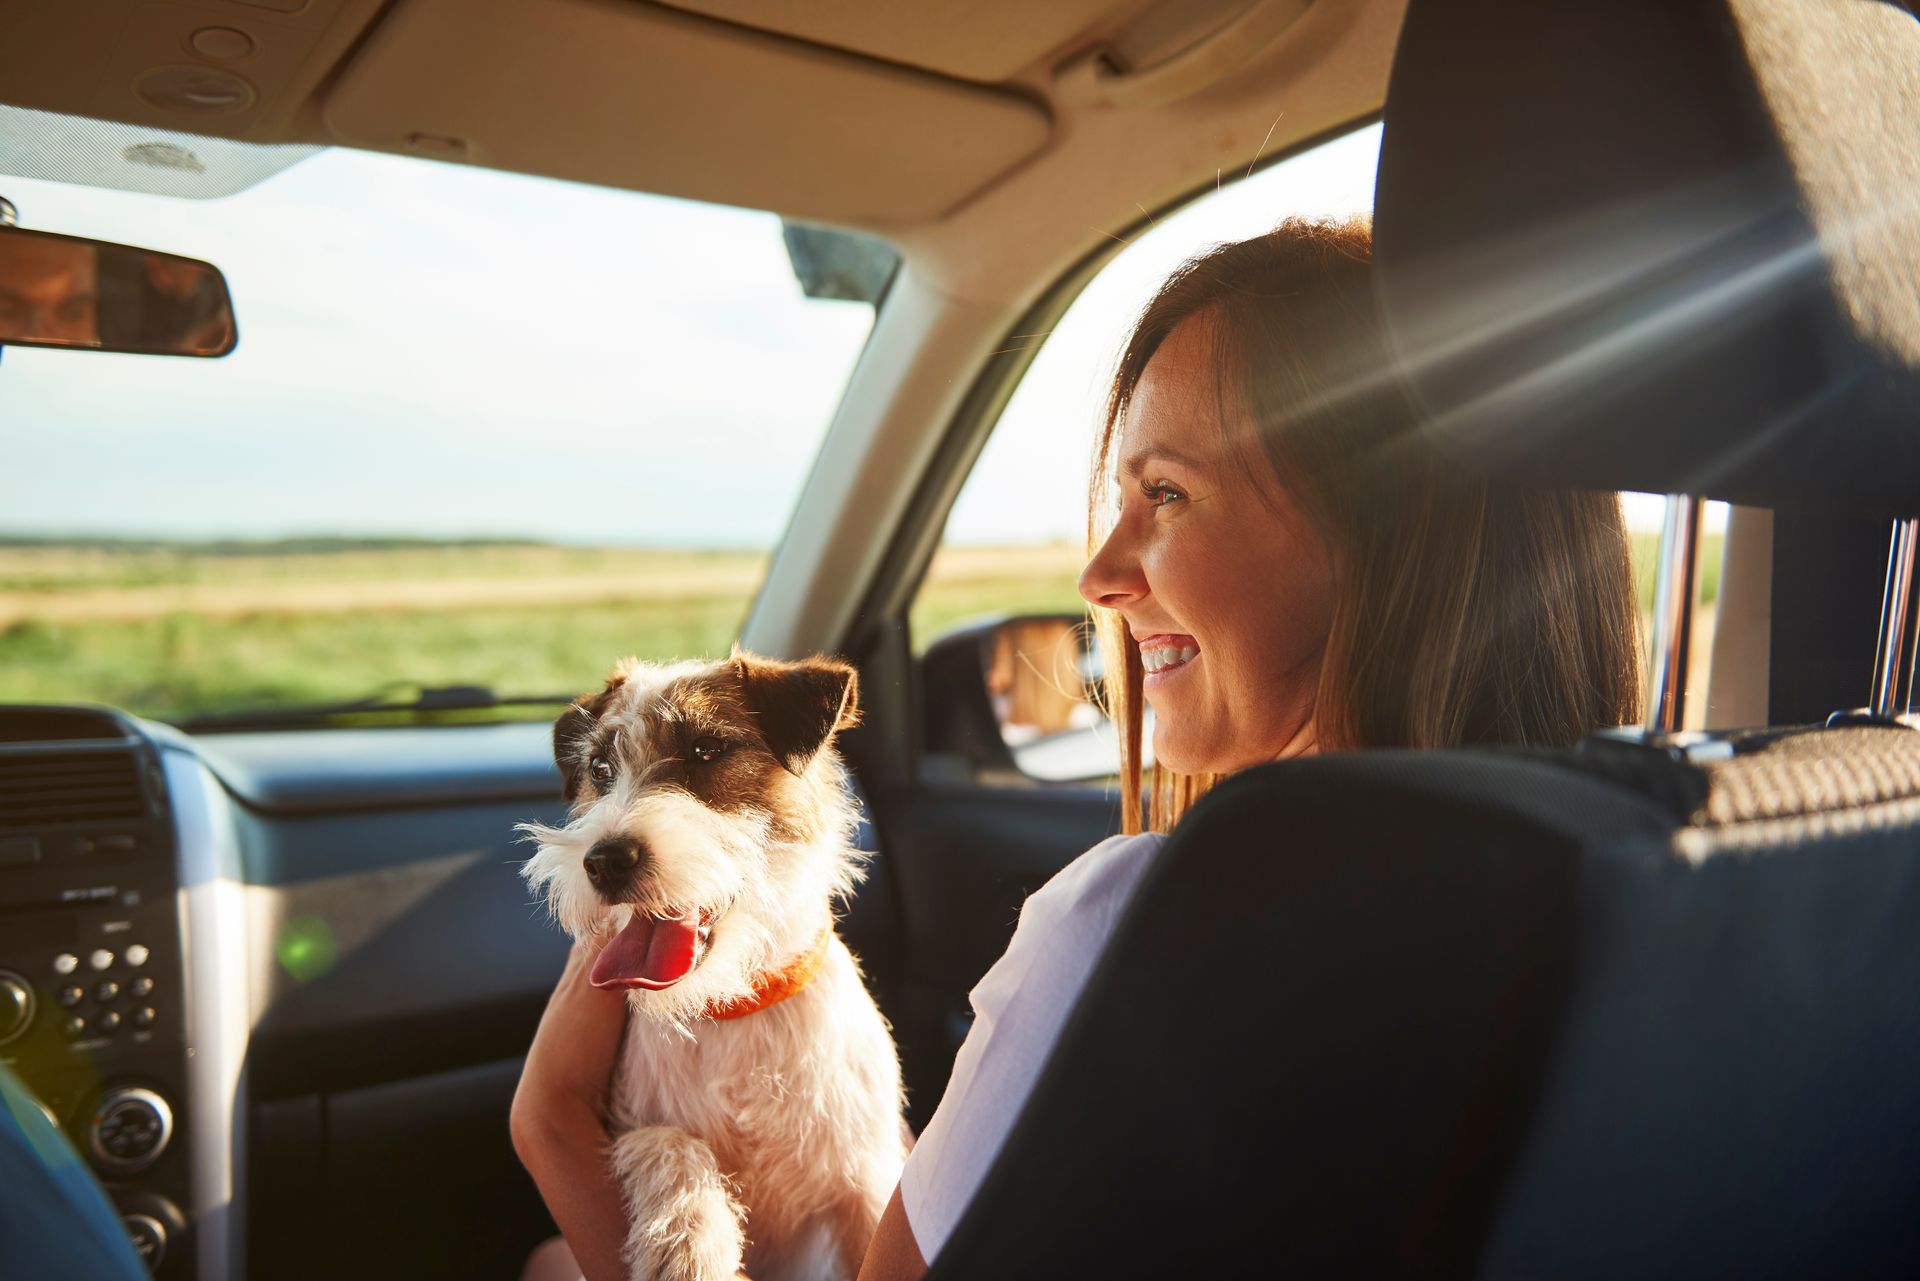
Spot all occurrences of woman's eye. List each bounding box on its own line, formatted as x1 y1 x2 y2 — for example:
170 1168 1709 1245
1141 479 1186 508
691 737 729 764
588 755 615 786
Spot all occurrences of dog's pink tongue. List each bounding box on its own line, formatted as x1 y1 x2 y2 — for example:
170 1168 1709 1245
590 911 698 990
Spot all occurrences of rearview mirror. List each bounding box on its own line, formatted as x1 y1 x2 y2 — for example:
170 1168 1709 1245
0 226 236 357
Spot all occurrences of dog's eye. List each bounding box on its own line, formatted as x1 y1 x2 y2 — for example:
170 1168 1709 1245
588 755 615 786
690 737 729 764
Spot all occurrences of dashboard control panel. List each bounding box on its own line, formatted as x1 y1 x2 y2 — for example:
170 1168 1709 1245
0 707 192 1277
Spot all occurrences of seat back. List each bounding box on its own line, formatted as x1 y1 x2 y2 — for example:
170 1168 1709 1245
930 0 1920 1273
930 731 1920 1277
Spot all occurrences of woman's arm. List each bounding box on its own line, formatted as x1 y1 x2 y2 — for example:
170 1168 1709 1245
510 933 634 1281
856 1186 927 1281
864 833 1163 1276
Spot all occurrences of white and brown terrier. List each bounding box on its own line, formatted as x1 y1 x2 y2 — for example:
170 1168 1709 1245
520 652 905 1281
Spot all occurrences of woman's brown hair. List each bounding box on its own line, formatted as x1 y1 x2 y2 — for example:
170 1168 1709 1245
1089 217 1643 834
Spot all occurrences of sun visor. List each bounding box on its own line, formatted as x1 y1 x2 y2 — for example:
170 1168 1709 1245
321 0 1051 226
1372 0 1920 518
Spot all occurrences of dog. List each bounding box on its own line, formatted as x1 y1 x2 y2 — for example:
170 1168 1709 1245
519 652 906 1281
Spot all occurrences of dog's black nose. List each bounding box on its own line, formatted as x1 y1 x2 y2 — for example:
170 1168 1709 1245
583 837 647 901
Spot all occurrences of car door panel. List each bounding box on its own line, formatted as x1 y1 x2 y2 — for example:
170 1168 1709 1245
867 780 1117 1130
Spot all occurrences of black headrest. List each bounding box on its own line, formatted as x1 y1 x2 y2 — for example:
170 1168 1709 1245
1372 0 1920 517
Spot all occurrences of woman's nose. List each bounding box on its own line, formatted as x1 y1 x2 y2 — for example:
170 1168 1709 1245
1079 522 1146 609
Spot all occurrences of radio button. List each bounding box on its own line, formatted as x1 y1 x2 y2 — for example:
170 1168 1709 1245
88 950 114 972
125 944 150 968
58 985 85 1008
124 1214 167 1271
89 1088 173 1176
53 953 79 975
0 974 33 1046
130 977 155 999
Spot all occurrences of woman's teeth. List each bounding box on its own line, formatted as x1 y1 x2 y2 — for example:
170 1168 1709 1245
1141 644 1198 674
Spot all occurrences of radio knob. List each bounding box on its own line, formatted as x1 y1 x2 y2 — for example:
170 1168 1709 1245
123 1213 167 1272
0 971 34 1046
88 1087 174 1176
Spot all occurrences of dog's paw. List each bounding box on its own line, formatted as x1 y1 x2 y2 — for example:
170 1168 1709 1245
611 1125 747 1281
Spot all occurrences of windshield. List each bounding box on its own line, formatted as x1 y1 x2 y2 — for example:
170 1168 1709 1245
0 136 886 725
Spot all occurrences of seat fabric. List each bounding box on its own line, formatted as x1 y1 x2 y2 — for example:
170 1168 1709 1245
929 729 1920 1278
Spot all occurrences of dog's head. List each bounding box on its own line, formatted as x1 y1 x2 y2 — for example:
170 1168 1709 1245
519 651 863 1022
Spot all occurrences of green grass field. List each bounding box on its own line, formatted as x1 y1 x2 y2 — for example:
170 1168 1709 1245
0 531 1718 724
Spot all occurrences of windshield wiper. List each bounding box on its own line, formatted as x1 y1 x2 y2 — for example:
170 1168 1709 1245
174 683 579 733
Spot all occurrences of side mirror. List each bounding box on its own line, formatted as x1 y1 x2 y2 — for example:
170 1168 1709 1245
0 226 236 357
920 613 1118 783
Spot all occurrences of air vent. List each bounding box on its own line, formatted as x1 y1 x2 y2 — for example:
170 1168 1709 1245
0 751 149 828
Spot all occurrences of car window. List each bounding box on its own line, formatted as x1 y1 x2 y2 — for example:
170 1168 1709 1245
911 122 1727 782
0 123 888 726
912 125 1381 782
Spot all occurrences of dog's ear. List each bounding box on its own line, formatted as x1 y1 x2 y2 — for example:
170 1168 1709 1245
735 653 860 776
554 674 626 801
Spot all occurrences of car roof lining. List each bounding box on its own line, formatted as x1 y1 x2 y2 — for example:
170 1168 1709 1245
0 0 1404 307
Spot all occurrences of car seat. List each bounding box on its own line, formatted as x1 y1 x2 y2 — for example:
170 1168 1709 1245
927 0 1920 1276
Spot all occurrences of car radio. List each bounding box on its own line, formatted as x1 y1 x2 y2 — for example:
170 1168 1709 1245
0 707 193 1277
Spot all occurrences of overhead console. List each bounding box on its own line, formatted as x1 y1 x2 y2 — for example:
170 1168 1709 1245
0 0 390 141
0 706 194 1277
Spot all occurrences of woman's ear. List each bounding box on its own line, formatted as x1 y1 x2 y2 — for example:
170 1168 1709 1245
553 673 627 801
735 652 861 775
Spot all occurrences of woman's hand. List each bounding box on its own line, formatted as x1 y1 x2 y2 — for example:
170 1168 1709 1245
511 931 635 1281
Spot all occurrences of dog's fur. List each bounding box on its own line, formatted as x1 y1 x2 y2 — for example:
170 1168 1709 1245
520 653 905 1281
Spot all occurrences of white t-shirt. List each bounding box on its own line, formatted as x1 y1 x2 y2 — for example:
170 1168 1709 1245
898 831 1165 1264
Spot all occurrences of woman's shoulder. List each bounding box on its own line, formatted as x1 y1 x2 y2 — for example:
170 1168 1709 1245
1017 830 1166 938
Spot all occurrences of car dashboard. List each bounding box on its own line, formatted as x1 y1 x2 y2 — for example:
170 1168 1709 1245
0 707 646 1281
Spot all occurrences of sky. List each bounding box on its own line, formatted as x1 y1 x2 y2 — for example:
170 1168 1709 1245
0 119 1685 548
0 144 875 548
948 125 1382 545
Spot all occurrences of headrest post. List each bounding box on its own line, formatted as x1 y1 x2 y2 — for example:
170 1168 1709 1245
1645 494 1702 734
1872 518 1918 717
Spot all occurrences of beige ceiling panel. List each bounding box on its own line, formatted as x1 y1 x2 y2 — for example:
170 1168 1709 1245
0 0 364 141
321 0 1052 224
652 0 1124 82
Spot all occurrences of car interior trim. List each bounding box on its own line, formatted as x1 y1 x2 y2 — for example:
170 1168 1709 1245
742 268 1017 659
191 723 565 816
654 0 1128 84
321 0 1053 225
162 741 252 1281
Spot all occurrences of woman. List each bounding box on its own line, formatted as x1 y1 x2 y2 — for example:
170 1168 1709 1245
512 217 1642 1281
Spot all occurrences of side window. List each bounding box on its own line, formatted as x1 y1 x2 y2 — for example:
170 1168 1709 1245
910 121 1730 782
911 125 1382 783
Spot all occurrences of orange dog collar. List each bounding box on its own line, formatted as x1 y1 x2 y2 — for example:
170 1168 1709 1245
704 928 833 1021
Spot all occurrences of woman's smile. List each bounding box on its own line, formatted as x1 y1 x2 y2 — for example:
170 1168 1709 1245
1136 633 1199 678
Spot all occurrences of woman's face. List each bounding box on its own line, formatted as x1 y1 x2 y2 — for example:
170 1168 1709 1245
1079 314 1334 774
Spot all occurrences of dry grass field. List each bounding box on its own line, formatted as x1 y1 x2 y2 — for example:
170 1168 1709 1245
0 532 1714 725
